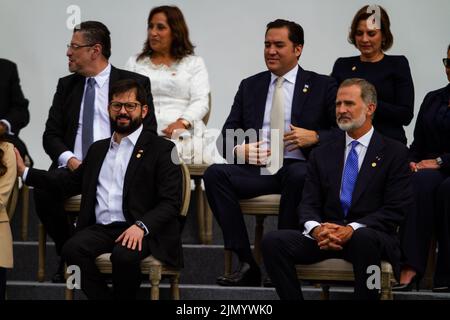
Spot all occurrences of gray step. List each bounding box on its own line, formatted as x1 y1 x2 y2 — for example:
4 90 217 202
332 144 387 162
6 281 450 300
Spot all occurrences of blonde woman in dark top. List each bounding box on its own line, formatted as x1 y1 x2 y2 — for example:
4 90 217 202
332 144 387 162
331 5 414 144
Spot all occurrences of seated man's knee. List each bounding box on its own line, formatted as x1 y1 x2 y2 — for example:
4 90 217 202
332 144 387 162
262 231 286 256
61 238 83 264
203 164 227 184
284 163 307 185
110 246 141 267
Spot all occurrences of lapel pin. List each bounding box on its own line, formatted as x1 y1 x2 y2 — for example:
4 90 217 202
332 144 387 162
352 66 357 71
303 84 309 93
136 149 144 159
371 162 377 168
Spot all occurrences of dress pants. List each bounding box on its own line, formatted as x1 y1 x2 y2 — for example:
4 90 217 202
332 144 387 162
0 267 5 300
62 223 151 300
203 159 307 263
400 169 450 286
262 228 388 300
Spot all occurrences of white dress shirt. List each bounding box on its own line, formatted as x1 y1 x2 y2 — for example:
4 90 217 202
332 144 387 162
303 127 374 238
95 125 143 225
262 64 305 161
125 54 210 136
58 63 112 167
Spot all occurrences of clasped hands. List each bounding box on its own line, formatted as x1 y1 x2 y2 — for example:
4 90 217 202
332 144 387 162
235 125 319 165
409 160 440 172
311 223 354 251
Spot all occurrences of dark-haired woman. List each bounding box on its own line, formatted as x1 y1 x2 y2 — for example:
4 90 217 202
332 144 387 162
126 5 210 137
331 5 414 144
395 45 450 292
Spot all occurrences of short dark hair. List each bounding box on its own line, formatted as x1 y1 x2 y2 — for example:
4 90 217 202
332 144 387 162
138 5 194 61
266 19 304 46
109 79 147 106
348 5 393 51
74 21 111 59
340 78 377 106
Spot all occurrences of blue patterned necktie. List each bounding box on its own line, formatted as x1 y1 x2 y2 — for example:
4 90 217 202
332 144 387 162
82 77 96 159
340 140 359 216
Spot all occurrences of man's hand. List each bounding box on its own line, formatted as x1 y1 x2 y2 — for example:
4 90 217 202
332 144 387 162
326 224 354 247
312 223 354 251
284 124 319 150
235 141 271 165
14 147 26 177
115 225 145 251
415 159 440 170
67 157 82 171
162 120 187 138
409 162 418 172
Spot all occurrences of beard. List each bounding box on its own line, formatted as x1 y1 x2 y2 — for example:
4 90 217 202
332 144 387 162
337 112 366 132
110 114 143 134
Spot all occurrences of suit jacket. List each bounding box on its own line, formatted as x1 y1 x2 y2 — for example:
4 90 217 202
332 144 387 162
218 66 338 160
0 142 17 268
43 65 157 167
409 84 450 173
0 59 31 159
27 130 183 268
298 130 413 273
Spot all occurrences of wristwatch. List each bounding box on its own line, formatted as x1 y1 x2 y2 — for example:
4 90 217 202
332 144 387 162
436 157 443 166
135 220 148 235
179 118 191 129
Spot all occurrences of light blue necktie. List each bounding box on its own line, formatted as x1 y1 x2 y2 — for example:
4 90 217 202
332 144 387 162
82 77 96 159
340 140 359 216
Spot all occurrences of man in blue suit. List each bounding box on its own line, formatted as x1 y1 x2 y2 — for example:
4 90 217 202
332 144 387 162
204 19 338 286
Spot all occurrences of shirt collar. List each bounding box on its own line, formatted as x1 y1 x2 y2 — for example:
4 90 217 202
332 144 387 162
87 63 111 88
270 64 299 86
345 126 374 149
110 124 143 148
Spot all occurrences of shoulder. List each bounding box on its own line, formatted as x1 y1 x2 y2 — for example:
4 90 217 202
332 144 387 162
421 85 448 105
58 72 84 87
0 58 16 71
178 55 208 73
384 55 410 66
113 66 149 83
333 56 359 67
375 131 409 157
242 70 271 84
0 142 16 165
302 68 336 86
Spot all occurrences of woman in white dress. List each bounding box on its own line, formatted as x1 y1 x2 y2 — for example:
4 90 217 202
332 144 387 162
126 5 210 138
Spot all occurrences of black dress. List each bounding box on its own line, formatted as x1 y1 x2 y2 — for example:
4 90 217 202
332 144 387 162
402 84 450 287
331 55 414 145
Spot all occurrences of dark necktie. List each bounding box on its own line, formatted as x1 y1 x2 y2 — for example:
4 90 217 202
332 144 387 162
340 140 359 216
82 77 95 159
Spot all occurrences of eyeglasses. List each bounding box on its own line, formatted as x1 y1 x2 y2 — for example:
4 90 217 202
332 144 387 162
443 58 450 68
67 43 95 50
109 102 141 112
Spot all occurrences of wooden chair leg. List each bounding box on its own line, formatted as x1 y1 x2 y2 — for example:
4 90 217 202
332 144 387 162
381 270 394 300
170 274 180 300
320 285 330 300
194 178 206 244
149 265 162 300
253 216 265 265
203 191 213 245
21 184 30 241
38 223 46 282
224 249 233 276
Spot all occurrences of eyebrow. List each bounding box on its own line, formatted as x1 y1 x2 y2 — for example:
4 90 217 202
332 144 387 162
265 41 286 45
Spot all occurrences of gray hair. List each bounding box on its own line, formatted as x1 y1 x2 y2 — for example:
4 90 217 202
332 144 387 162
339 78 377 106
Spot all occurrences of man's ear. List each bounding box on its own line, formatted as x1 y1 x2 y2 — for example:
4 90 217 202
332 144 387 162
141 105 149 118
295 44 303 59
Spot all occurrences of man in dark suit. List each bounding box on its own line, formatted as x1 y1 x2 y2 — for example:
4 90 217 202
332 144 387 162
203 19 337 286
16 79 181 299
262 78 413 300
0 58 32 163
35 21 157 282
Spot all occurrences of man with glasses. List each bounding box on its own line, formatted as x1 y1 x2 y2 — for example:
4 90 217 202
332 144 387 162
35 21 157 283
16 79 182 299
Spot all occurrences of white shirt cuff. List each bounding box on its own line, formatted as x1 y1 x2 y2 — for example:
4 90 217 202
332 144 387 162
58 151 76 168
0 119 13 135
303 220 321 240
22 167 30 182
348 222 366 230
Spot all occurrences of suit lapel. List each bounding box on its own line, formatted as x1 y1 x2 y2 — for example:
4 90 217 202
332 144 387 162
350 131 385 209
123 130 152 197
329 134 346 211
255 72 271 130
291 66 310 124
